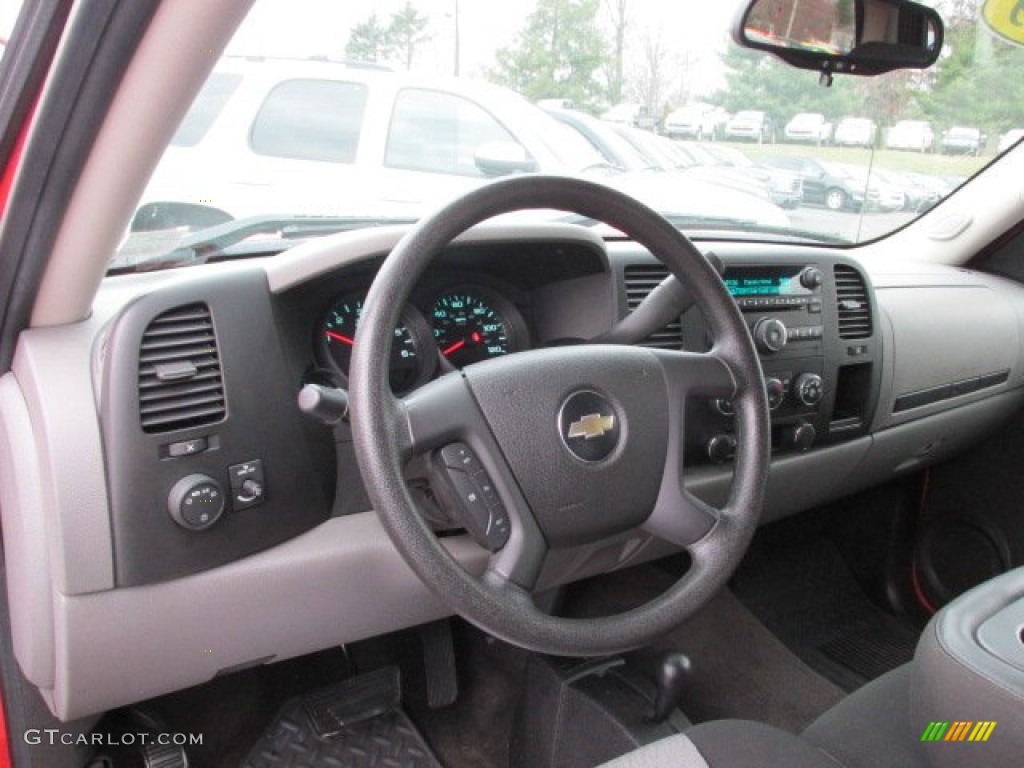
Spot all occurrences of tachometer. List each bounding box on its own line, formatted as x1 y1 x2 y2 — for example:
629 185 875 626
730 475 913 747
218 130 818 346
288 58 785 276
319 294 430 393
431 288 516 368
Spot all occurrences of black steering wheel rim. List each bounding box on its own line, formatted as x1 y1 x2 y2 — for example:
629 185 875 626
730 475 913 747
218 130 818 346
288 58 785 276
349 174 769 656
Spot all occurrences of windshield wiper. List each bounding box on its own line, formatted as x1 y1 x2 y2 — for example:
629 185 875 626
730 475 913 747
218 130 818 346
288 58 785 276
110 214 418 273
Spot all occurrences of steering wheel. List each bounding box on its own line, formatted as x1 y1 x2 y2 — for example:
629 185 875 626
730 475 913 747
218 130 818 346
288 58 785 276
349 175 769 657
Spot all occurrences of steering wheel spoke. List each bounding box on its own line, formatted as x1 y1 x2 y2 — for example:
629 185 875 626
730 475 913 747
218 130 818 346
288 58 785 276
399 372 548 589
651 348 738 400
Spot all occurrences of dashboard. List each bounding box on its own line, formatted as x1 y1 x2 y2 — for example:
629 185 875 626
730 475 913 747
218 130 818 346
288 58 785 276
4 222 1024 722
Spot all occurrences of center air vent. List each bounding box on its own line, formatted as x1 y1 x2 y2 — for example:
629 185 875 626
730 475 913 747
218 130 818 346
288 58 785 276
834 264 872 339
623 264 683 349
138 303 226 433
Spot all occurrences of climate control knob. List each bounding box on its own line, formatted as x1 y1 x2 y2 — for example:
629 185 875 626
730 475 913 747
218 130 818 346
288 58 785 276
753 317 788 354
765 377 786 410
167 474 225 531
794 373 824 407
791 422 816 452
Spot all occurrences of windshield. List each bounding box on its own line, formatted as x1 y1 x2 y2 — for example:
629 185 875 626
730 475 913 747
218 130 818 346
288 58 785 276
118 0 1022 270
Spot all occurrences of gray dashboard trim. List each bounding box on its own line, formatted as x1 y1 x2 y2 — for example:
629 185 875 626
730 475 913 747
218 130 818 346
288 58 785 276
873 283 1024 432
264 222 608 294
0 374 55 691
51 513 489 720
12 328 114 596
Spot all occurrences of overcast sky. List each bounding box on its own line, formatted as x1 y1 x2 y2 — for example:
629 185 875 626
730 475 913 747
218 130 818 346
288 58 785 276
227 0 744 97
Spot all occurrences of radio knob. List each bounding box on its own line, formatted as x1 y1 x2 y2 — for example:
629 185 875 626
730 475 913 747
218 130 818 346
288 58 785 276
707 434 737 463
794 373 824 407
765 377 785 410
791 422 816 452
800 267 823 289
753 317 788 354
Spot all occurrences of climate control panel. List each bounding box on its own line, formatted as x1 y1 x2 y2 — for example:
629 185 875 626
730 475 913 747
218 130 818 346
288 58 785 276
687 258 872 463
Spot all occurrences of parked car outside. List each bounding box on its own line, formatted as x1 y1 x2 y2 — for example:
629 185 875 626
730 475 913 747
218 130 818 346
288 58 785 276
835 163 904 211
872 168 943 213
663 103 725 141
885 119 935 152
138 60 793 236
940 125 984 155
621 129 776 203
760 155 880 211
536 97 576 111
784 112 833 145
998 128 1024 153
540 107 791 226
723 110 776 144
833 117 878 148
600 102 658 131
695 143 803 209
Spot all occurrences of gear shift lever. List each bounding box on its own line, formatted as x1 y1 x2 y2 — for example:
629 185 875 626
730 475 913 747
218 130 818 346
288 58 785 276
651 652 692 723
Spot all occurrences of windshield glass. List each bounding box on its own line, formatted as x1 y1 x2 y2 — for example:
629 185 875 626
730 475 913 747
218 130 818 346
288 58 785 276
117 0 1022 270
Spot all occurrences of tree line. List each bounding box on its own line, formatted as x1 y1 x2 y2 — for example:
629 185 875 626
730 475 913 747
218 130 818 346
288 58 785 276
343 0 1024 139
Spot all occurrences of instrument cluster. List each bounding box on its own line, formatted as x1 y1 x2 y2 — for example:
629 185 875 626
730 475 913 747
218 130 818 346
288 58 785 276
315 282 528 394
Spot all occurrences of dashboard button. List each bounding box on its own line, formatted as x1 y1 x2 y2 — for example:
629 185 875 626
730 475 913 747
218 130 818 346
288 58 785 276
229 459 266 510
168 437 208 457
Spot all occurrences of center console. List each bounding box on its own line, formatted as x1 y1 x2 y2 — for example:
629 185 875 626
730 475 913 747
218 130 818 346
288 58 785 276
682 254 881 464
912 567 1024 767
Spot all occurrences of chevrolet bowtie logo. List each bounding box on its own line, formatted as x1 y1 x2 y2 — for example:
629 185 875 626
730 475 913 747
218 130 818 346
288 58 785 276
567 413 616 440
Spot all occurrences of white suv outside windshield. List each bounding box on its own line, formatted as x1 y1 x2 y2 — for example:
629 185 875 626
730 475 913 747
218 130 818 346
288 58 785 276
119 0 1022 269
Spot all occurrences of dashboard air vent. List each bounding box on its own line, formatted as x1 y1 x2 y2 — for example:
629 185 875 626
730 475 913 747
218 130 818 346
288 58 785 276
138 303 226 433
623 264 683 349
834 264 872 339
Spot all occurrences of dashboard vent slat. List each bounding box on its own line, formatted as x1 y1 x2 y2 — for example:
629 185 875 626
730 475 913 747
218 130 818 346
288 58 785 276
623 264 683 350
833 265 873 340
138 303 226 433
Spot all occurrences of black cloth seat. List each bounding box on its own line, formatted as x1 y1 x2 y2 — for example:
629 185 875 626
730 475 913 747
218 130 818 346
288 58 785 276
598 665 925 768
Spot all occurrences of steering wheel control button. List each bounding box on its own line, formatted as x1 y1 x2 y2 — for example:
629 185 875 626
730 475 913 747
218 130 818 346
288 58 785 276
794 373 824 407
228 459 266 510
440 443 482 472
167 474 225 531
558 390 621 463
753 317 788 353
432 443 510 551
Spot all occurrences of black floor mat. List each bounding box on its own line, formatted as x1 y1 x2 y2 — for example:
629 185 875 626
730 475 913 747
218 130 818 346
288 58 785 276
731 535 920 692
243 668 442 768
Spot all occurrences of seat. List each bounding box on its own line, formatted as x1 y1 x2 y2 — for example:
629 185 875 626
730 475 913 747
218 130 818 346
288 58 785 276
598 665 925 768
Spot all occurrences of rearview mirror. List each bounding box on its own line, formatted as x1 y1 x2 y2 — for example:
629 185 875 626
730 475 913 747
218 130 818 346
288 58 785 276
734 0 943 77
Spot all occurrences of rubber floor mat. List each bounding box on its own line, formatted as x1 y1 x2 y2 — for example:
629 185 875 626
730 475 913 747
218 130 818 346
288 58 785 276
731 536 920 691
243 669 442 768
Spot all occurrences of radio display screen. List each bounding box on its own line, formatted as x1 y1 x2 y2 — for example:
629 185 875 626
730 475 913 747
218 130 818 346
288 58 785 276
723 266 809 297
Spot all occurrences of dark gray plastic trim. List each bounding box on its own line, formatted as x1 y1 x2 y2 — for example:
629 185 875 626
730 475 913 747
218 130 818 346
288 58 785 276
265 222 608 294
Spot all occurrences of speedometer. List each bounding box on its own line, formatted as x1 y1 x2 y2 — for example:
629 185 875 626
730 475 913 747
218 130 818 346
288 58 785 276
431 289 515 368
319 294 430 393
